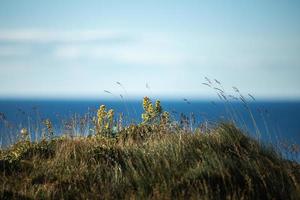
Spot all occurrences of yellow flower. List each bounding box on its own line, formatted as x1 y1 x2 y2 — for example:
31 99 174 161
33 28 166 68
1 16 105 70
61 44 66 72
162 111 170 124
147 103 154 116
155 100 162 115
142 97 152 123
107 109 114 129
97 105 107 128
142 97 161 123
143 96 151 111
107 109 114 119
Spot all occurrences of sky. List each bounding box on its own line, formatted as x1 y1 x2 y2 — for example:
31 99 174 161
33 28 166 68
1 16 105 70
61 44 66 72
0 0 300 100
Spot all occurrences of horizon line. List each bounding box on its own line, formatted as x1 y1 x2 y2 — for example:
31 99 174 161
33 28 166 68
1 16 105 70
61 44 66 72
1 95 300 102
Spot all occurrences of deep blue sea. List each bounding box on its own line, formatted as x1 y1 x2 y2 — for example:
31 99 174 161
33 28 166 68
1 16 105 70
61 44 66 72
0 99 300 158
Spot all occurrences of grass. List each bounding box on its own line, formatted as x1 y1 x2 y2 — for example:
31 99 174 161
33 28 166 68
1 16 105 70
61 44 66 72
0 97 300 199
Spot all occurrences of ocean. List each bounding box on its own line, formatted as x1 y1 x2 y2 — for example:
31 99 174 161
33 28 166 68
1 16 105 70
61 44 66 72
0 99 300 154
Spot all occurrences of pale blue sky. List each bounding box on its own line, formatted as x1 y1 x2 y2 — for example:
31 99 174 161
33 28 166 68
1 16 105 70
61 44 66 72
0 0 300 99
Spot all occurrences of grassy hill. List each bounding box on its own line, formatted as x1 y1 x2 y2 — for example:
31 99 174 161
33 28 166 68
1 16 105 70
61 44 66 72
0 98 299 199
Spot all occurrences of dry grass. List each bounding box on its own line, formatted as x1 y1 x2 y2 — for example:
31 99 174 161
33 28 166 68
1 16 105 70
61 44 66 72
0 95 299 199
0 122 299 199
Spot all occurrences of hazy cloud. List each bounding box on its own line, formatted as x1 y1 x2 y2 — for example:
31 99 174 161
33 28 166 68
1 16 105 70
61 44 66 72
0 29 134 44
52 44 187 66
